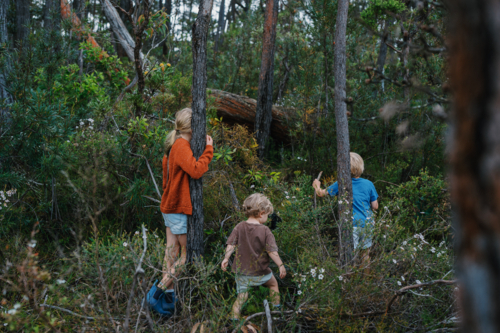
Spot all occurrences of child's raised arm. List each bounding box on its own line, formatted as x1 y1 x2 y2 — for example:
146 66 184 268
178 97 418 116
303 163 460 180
268 251 286 279
221 244 236 271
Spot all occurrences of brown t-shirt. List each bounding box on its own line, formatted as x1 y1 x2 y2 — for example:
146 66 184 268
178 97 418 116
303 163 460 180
226 222 279 276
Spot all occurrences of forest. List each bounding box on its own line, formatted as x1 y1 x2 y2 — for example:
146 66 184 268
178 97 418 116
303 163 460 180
0 0 498 332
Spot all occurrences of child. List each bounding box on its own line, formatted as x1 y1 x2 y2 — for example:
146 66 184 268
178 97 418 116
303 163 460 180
312 152 378 272
147 108 214 316
221 193 286 321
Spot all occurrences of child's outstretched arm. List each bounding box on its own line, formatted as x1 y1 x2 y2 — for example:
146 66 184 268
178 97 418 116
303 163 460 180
312 179 328 197
268 251 286 279
221 244 236 271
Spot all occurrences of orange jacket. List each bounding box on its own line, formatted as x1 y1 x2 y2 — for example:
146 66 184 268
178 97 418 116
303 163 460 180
160 138 213 215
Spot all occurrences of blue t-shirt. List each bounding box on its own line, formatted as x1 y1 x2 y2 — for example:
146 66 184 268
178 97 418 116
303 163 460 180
327 178 378 228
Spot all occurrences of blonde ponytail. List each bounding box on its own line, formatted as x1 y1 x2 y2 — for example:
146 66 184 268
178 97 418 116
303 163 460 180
164 108 193 155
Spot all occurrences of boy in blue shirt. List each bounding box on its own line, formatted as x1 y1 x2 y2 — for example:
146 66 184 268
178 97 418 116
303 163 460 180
312 152 378 273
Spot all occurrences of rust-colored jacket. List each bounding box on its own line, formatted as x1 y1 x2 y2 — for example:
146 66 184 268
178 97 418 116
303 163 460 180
160 138 213 215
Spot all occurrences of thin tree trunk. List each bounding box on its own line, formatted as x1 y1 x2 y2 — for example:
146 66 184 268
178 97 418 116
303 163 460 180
448 0 500 331
15 0 30 44
0 0 12 137
374 19 390 98
334 0 353 266
163 0 171 56
254 0 278 159
214 0 226 52
187 0 214 263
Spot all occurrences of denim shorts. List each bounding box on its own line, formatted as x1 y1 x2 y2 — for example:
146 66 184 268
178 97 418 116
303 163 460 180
162 213 188 235
353 226 373 250
235 272 273 294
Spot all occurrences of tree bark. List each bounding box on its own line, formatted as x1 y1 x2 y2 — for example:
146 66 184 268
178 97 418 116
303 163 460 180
15 0 30 43
334 0 353 266
73 0 85 19
101 0 140 63
187 0 214 263
209 89 292 142
448 0 500 331
43 0 61 32
0 0 12 133
214 0 226 52
162 0 171 56
254 0 278 159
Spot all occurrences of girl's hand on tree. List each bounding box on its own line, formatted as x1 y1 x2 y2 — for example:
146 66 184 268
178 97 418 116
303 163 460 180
279 265 287 279
221 258 229 271
206 135 213 146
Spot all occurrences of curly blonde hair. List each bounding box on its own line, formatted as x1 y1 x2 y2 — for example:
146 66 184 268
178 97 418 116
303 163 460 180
242 193 274 218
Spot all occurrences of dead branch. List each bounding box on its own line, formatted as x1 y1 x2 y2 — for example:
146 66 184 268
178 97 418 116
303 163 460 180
231 310 294 333
128 151 162 198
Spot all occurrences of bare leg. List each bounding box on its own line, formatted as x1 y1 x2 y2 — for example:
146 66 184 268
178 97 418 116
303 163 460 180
232 292 249 319
263 275 280 306
160 232 187 290
360 248 370 275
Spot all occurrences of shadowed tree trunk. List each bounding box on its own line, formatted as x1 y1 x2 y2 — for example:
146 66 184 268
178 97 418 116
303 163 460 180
214 0 226 52
448 0 500 331
187 0 214 263
254 0 278 159
159 0 171 57
15 0 30 44
334 0 353 266
43 0 61 32
0 0 12 137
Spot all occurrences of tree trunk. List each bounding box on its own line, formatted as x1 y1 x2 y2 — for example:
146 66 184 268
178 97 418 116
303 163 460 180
254 0 278 159
0 0 12 134
334 0 353 266
43 0 61 32
15 0 30 43
374 19 390 97
214 0 226 52
187 0 214 263
73 0 85 19
163 0 171 56
448 0 500 331
101 0 140 63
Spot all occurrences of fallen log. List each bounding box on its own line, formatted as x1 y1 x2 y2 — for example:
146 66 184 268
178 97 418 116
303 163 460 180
209 89 293 143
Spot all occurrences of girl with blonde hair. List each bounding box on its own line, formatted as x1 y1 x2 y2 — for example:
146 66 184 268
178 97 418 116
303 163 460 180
147 108 214 316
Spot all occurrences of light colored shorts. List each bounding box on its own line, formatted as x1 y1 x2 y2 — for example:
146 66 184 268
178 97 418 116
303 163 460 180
162 213 188 235
353 226 373 250
235 272 273 294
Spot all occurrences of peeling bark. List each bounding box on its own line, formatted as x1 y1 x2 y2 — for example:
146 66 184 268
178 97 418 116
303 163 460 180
255 0 278 159
188 0 214 262
448 0 500 331
334 0 353 266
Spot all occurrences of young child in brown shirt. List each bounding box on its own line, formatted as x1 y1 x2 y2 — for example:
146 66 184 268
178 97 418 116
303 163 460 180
221 193 286 320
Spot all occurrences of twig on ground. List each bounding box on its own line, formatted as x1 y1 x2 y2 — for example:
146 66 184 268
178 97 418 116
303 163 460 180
263 300 272 332
40 304 97 320
231 310 294 333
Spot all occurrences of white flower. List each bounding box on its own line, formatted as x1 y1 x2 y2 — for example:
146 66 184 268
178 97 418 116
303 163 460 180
250 185 255 189
439 241 445 247
397 281 402 286
284 191 288 195
420 212 425 214
402 241 407 246
135 231 139 235
431 247 436 253
301 276 306 282
338 276 343 281
297 290 302 295
28 240 37 248
311 272 316 278
319 268 325 273
437 253 441 257
310 268 316 274
383 235 386 239
298 284 301 288
14 303 21 309
413 247 417 251
286 196 290 199
392 259 397 264
89 126 93 130
56 279 66 284
338 200 343 204
292 196 296 199
318 274 324 280
298 309 302 313
401 276 405 281
384 206 388 210
400 247 404 251
416 280 422 284
123 242 128 247
7 309 17 315
122 256 126 260
88 118 94 123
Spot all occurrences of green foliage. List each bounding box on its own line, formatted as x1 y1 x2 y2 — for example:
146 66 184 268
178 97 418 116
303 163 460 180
361 0 407 28
386 169 450 239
